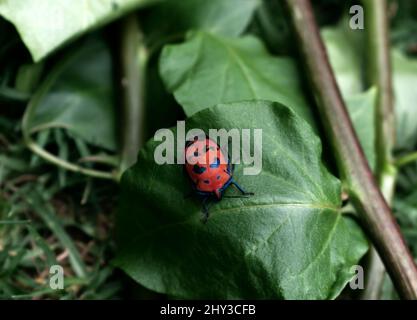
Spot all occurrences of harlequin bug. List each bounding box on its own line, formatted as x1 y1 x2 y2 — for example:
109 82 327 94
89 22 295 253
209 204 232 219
185 135 253 222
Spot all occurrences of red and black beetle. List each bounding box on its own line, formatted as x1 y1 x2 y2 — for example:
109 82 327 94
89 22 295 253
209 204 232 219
184 136 253 221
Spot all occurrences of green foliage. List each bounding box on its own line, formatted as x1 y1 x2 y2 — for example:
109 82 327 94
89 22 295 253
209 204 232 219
248 0 292 55
115 101 368 299
390 0 417 53
160 31 315 126
0 0 158 61
0 18 34 104
23 38 117 151
345 88 377 170
321 25 377 169
322 8 417 299
392 51 417 150
321 24 364 98
142 0 260 46
322 22 417 153
0 128 121 299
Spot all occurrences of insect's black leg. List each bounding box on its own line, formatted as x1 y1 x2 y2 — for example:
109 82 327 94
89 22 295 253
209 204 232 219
231 180 254 196
201 197 211 223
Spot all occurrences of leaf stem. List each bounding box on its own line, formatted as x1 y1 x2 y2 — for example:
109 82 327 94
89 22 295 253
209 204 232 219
24 138 117 180
283 0 417 299
118 14 148 175
22 107 118 181
395 151 417 168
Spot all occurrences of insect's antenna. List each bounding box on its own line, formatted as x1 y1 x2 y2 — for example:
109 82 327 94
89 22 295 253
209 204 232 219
201 197 211 223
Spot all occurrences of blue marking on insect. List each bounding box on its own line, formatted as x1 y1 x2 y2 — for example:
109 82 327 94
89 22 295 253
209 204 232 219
210 157 220 168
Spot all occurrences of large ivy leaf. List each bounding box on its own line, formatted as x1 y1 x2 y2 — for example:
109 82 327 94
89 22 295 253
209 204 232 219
115 101 368 299
25 38 116 151
143 0 260 45
0 0 157 62
159 31 315 126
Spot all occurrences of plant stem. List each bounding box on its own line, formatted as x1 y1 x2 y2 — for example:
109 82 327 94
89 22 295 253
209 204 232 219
24 139 117 180
395 151 417 168
364 0 396 180
283 0 417 299
22 118 117 181
361 0 396 300
118 14 148 175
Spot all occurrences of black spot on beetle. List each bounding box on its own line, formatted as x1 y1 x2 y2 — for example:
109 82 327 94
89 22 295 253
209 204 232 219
193 165 206 174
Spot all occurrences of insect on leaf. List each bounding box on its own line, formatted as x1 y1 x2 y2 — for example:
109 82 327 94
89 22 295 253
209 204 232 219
115 100 368 299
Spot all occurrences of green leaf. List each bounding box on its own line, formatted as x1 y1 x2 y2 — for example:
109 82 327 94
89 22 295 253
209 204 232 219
24 38 116 151
115 101 368 299
160 31 315 127
248 0 293 55
322 24 417 151
0 0 157 62
321 24 364 98
393 50 417 150
322 26 377 168
144 57 183 139
143 0 260 45
345 88 377 170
